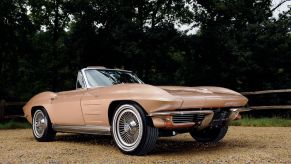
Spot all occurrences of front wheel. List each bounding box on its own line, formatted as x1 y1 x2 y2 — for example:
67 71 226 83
190 126 228 143
111 104 159 155
32 109 56 141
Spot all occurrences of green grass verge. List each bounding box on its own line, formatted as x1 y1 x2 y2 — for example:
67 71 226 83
0 119 31 129
230 117 291 127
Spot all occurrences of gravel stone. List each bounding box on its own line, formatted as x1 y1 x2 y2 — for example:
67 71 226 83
0 127 290 163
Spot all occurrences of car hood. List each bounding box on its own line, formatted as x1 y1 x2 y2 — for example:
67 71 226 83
84 84 247 109
159 86 241 96
158 86 248 108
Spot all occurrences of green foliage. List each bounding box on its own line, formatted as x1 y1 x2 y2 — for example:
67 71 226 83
0 120 31 129
0 0 36 100
230 117 291 127
0 0 291 107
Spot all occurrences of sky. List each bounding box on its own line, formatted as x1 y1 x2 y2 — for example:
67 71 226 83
38 0 291 33
273 0 291 18
180 0 291 35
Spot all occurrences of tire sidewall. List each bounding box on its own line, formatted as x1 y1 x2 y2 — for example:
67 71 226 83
111 104 149 154
190 126 228 143
32 108 54 141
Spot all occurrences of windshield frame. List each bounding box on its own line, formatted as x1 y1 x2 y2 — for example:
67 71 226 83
80 68 144 88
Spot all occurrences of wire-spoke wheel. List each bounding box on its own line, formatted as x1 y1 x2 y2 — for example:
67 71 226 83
112 104 158 155
33 110 47 138
32 109 56 141
117 108 142 148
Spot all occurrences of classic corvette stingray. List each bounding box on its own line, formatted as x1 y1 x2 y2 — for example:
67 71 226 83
23 66 250 155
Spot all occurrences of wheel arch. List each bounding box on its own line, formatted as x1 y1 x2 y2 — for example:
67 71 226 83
31 105 56 141
31 106 46 116
108 100 148 126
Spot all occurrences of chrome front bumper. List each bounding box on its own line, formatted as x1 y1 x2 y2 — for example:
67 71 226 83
149 107 251 129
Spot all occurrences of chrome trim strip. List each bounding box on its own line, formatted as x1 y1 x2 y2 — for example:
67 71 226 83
52 125 111 135
229 107 251 120
230 107 251 112
81 69 90 88
148 110 214 117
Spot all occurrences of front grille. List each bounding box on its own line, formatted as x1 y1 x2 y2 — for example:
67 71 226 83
172 114 206 124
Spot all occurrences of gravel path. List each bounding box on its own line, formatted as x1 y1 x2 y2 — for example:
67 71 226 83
0 127 290 163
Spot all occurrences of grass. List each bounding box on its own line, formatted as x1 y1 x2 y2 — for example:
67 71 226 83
230 117 291 127
0 119 31 129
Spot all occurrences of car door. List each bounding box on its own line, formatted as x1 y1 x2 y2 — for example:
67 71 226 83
80 88 109 126
49 89 86 125
49 71 87 125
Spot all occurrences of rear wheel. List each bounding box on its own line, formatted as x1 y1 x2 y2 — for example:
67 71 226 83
111 104 159 155
32 109 56 141
190 126 228 143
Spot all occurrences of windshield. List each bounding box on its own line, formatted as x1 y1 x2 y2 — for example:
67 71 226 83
84 69 143 87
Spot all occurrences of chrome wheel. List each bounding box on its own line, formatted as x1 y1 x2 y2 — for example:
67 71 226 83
33 110 48 138
112 104 143 152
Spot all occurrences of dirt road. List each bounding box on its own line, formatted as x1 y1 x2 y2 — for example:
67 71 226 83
0 127 290 163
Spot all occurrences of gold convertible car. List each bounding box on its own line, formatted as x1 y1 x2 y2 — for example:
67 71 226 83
23 66 249 155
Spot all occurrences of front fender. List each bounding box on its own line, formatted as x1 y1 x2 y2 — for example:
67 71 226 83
23 91 57 124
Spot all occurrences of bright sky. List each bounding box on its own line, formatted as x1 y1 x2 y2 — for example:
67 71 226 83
272 0 291 18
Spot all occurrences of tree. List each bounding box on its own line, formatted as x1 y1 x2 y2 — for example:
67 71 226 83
28 0 75 91
0 0 36 100
183 0 291 91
